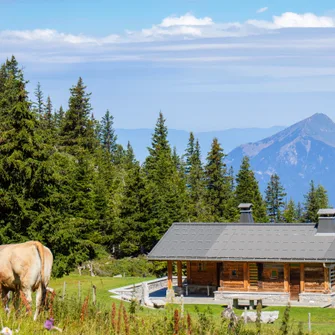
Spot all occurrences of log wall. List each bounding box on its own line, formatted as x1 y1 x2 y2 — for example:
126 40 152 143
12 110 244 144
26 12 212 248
188 261 217 286
261 263 285 292
219 262 245 291
304 264 325 293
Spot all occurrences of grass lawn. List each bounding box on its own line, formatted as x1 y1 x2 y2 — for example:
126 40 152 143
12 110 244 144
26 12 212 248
182 304 335 334
50 274 155 306
50 275 335 334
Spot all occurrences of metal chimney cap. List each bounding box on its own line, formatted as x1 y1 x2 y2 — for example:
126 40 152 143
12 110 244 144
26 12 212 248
317 209 335 216
238 203 253 210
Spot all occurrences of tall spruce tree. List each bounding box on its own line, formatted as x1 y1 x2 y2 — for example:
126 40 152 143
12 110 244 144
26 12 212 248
283 198 297 223
304 181 329 222
61 77 96 152
54 105 64 130
235 156 267 222
143 112 187 251
204 138 232 221
265 174 286 222
117 142 148 256
34 82 44 116
184 135 210 221
44 95 53 130
100 109 117 157
0 58 55 241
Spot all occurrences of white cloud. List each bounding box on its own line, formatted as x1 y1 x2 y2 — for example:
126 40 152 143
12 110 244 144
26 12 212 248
160 13 213 27
2 11 335 66
273 12 335 28
248 12 335 29
0 29 119 45
257 7 268 14
1 12 335 47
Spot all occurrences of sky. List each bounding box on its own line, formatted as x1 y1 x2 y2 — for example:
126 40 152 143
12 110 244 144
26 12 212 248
2 0 335 131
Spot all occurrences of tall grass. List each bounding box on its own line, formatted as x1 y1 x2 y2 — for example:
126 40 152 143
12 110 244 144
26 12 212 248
0 292 321 334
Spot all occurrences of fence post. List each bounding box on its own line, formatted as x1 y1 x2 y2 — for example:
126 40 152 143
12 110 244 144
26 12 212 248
62 281 66 300
78 281 81 300
92 285 97 305
181 294 184 318
308 313 311 332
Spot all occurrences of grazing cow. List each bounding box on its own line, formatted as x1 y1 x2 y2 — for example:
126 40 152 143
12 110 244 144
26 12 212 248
0 241 53 320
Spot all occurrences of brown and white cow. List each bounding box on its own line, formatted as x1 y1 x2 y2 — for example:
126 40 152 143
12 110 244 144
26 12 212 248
0 241 53 320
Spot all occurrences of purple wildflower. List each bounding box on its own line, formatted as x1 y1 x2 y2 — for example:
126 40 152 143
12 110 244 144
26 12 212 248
44 318 55 331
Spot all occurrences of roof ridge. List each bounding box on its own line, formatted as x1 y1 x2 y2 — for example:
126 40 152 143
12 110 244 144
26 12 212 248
173 222 315 226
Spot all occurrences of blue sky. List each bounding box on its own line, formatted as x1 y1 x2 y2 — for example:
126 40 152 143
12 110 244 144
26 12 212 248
2 0 335 131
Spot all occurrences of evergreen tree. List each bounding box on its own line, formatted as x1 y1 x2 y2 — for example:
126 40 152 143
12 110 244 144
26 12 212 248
0 58 54 240
184 136 211 221
265 174 286 222
44 95 53 130
143 112 187 251
304 181 329 222
184 132 195 178
235 156 267 222
54 105 65 130
296 202 303 222
117 142 148 256
316 184 329 209
100 109 117 157
34 82 44 116
61 77 96 152
204 138 232 221
283 199 297 223
304 181 319 223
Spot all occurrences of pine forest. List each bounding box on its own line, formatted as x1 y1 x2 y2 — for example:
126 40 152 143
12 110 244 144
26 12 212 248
0 56 329 277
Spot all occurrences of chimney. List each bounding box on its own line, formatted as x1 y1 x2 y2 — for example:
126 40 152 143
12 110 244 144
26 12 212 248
238 203 254 223
317 209 335 234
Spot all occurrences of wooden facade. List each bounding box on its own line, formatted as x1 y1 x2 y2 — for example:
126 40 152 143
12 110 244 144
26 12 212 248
172 260 333 300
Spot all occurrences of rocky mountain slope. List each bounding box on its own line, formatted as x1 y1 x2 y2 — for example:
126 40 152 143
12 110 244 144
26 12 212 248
227 113 335 204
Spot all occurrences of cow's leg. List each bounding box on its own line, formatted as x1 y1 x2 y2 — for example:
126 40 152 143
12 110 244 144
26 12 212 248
34 285 45 321
20 288 32 317
1 286 10 313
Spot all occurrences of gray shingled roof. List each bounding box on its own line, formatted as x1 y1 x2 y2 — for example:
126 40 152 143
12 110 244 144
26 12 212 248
148 223 335 263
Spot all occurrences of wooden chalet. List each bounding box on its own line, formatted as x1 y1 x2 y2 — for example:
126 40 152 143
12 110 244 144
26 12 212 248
148 205 335 306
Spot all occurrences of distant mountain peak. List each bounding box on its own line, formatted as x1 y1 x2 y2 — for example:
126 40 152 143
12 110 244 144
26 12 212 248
227 113 335 204
284 113 335 147
242 113 335 153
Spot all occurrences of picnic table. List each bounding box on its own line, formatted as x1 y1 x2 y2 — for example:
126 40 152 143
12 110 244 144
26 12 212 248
220 294 265 309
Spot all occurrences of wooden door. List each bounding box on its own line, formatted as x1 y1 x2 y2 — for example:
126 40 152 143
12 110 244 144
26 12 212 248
290 267 300 300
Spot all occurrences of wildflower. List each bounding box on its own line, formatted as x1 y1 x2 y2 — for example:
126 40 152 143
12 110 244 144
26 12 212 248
0 327 12 335
44 318 63 333
44 318 55 330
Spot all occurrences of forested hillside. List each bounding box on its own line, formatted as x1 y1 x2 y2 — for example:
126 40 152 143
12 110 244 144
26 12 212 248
0 57 329 277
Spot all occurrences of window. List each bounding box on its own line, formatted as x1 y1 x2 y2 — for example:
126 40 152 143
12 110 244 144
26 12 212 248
231 269 238 279
270 269 278 279
198 263 206 272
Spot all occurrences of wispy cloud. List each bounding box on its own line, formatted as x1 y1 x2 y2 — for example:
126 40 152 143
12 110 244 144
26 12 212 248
2 11 335 66
257 7 268 14
2 11 335 47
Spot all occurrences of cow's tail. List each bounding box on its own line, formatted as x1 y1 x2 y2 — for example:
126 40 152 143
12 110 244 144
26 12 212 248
33 241 46 292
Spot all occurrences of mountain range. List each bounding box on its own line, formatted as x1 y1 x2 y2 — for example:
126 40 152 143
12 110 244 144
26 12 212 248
116 113 335 205
227 113 335 205
115 126 285 162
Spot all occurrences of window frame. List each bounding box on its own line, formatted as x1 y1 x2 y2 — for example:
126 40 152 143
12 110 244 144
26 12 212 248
197 262 207 272
270 269 278 279
230 269 238 279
